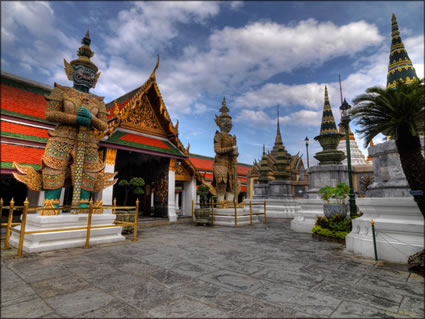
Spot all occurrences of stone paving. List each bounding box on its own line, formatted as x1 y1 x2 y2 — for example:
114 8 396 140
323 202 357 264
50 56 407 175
1 219 424 318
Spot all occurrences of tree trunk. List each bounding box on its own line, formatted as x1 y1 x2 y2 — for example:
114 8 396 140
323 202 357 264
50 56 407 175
396 129 425 219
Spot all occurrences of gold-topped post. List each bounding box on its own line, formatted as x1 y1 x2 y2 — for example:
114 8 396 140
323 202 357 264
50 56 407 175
113 198 117 214
133 198 139 241
234 199 237 227
17 198 29 256
249 200 252 225
85 200 93 248
264 200 267 224
4 198 15 249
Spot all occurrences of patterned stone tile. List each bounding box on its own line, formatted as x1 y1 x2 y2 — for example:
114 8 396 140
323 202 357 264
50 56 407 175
30 275 90 298
399 296 425 318
311 280 401 312
147 297 213 318
357 275 424 298
44 287 114 318
251 267 322 289
77 300 147 318
205 257 265 275
229 298 299 318
298 264 363 284
149 269 199 289
251 256 306 272
200 269 264 294
252 283 341 316
1 296 54 318
91 271 146 291
168 260 218 278
1 279 36 304
331 301 406 318
137 252 182 267
112 277 180 311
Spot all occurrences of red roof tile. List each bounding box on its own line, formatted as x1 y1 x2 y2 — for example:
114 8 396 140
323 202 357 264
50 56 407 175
1 144 44 167
1 83 47 119
120 133 170 150
189 156 214 171
1 121 49 139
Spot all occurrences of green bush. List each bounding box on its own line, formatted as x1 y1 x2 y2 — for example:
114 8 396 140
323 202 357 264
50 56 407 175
315 216 329 228
312 214 354 240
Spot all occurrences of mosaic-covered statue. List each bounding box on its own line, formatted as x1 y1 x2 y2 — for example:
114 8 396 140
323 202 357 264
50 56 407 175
14 32 116 213
213 97 239 202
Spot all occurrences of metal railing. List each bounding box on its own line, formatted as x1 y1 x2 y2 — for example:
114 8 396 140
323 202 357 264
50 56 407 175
191 199 266 227
0 197 139 257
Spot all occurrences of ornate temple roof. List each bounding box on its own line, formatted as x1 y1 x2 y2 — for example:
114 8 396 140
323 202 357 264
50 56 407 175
249 106 304 180
386 14 418 89
319 86 338 136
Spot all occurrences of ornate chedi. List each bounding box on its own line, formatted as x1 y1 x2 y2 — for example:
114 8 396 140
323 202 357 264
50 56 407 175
314 86 346 165
13 32 117 213
386 14 418 89
258 145 272 184
337 117 367 166
249 107 307 199
213 97 239 202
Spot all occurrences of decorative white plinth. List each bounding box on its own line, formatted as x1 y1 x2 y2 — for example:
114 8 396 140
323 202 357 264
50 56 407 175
10 214 125 253
290 199 324 233
252 199 300 218
346 197 424 264
213 208 260 227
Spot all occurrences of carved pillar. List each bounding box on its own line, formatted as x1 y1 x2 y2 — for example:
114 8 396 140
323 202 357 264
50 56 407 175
168 158 177 222
102 148 117 214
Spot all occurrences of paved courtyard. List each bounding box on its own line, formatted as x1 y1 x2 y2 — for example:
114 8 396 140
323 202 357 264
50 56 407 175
1 219 424 318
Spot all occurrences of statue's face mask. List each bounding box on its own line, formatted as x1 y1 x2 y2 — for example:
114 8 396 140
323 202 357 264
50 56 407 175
220 118 233 133
72 64 96 89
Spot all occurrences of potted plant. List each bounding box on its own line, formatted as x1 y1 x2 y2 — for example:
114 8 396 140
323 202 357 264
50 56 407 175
319 183 350 219
117 177 145 233
194 184 211 225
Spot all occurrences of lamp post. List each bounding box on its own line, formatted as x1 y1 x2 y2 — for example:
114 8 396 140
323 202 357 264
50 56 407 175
339 98 357 217
304 136 310 168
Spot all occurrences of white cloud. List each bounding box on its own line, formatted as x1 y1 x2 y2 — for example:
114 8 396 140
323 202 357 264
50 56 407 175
105 1 221 61
193 103 208 114
235 110 273 127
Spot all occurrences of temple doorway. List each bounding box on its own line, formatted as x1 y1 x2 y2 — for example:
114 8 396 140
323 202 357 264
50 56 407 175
113 150 169 217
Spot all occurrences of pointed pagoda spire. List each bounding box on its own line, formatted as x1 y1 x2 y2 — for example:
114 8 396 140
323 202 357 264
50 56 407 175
272 105 284 154
258 144 271 183
319 86 338 135
386 14 418 89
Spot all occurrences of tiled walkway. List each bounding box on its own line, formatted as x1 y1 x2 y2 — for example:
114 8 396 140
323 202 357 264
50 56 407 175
1 220 424 318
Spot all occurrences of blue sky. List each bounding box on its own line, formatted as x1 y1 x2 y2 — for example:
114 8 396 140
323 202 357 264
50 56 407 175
2 1 424 165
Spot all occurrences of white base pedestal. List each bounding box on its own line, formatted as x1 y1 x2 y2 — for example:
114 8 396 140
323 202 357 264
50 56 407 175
10 214 125 253
252 199 300 218
346 197 424 264
290 199 324 233
213 208 260 227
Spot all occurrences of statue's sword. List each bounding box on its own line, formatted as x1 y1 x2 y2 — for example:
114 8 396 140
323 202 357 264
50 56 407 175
233 135 238 203
71 103 89 213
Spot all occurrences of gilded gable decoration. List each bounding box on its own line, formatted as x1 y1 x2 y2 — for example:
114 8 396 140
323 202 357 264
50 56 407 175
121 94 166 136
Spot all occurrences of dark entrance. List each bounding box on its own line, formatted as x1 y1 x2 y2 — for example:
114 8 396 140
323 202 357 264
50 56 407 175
113 150 169 217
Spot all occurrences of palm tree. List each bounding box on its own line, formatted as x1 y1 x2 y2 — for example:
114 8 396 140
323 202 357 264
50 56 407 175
351 78 425 218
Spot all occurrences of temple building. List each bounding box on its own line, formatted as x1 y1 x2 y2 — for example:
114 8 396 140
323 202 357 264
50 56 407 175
0 67 251 221
248 108 308 198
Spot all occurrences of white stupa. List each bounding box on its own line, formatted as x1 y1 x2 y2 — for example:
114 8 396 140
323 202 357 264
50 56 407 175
337 119 368 166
